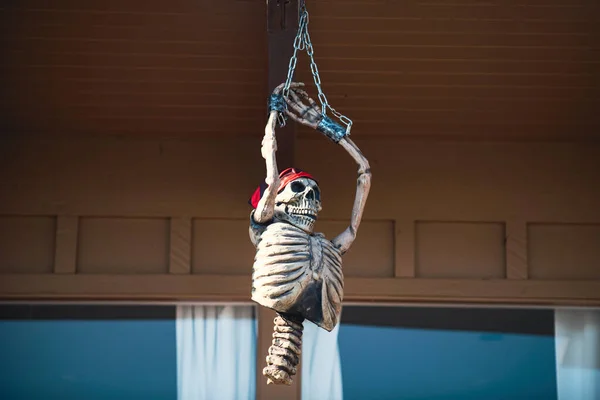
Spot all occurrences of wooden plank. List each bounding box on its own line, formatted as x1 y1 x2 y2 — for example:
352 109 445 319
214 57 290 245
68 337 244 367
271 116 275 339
3 138 599 224
343 278 600 305
77 217 170 274
2 275 600 306
0 216 56 274
169 217 192 274
394 220 415 277
0 274 251 300
528 223 600 280
53 216 79 274
506 220 528 279
414 221 506 279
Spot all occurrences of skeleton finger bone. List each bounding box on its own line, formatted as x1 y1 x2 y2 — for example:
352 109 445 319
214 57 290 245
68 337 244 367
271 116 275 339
285 91 321 128
290 88 320 113
284 108 320 129
273 81 304 95
293 95 319 121
272 83 286 96
288 90 313 115
284 91 307 116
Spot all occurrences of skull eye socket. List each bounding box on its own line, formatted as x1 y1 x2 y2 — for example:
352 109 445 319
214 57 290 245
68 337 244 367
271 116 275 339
291 181 305 193
314 187 321 201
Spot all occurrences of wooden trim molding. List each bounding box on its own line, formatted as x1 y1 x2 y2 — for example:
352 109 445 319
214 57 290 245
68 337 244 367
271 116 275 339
1 275 599 306
394 220 415 277
343 278 600 306
506 220 528 279
53 216 79 274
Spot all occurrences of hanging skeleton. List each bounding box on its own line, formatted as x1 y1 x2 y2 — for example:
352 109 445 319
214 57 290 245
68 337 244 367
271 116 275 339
248 80 371 385
249 1 371 386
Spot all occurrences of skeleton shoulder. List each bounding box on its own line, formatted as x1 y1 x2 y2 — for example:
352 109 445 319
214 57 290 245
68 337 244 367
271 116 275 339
313 231 333 244
249 209 270 247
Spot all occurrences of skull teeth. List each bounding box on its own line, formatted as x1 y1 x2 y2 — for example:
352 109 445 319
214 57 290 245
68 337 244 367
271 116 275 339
288 206 317 219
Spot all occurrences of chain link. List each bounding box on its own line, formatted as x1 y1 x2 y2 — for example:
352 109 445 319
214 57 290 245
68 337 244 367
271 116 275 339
282 8 307 98
280 3 353 133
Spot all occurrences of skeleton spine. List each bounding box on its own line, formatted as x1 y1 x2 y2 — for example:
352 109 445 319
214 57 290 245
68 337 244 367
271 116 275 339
263 313 304 385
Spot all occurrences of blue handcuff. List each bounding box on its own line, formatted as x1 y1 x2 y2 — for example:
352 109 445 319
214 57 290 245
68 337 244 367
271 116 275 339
268 93 348 144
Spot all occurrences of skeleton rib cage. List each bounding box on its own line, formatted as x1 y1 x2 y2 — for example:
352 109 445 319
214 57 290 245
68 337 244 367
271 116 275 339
249 211 344 385
250 213 344 331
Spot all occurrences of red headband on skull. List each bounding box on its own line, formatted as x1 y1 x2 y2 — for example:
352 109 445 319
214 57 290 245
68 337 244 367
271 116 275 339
249 167 317 209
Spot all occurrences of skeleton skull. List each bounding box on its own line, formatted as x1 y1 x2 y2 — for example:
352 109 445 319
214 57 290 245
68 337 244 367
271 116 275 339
274 177 322 233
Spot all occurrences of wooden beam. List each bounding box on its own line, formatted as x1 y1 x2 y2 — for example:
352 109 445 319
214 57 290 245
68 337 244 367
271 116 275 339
2 275 600 307
343 278 600 305
0 274 251 300
394 219 416 277
506 220 529 279
53 216 79 274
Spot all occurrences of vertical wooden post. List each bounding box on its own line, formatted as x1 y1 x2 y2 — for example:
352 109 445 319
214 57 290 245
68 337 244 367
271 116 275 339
267 0 298 172
169 217 192 274
257 1 301 400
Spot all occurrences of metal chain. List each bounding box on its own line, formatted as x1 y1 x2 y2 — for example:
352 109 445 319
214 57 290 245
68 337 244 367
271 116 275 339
281 3 353 133
282 8 307 99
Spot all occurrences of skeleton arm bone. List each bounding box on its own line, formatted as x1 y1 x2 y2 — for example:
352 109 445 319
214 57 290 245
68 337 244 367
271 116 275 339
254 82 308 224
332 137 371 254
282 84 372 253
253 111 280 224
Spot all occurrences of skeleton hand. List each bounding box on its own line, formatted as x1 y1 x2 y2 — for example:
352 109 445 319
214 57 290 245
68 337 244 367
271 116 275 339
269 82 307 113
284 85 323 129
262 82 294 160
285 86 348 143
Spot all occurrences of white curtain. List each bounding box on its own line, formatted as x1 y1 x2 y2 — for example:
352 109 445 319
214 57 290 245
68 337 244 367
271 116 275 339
176 305 257 400
555 308 600 400
301 320 344 400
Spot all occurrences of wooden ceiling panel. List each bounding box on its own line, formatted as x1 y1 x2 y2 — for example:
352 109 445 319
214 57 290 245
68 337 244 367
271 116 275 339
292 0 600 140
1 0 599 140
1 0 267 137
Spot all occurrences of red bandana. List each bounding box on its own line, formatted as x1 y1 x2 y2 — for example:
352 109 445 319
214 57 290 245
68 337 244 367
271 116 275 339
249 167 317 209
